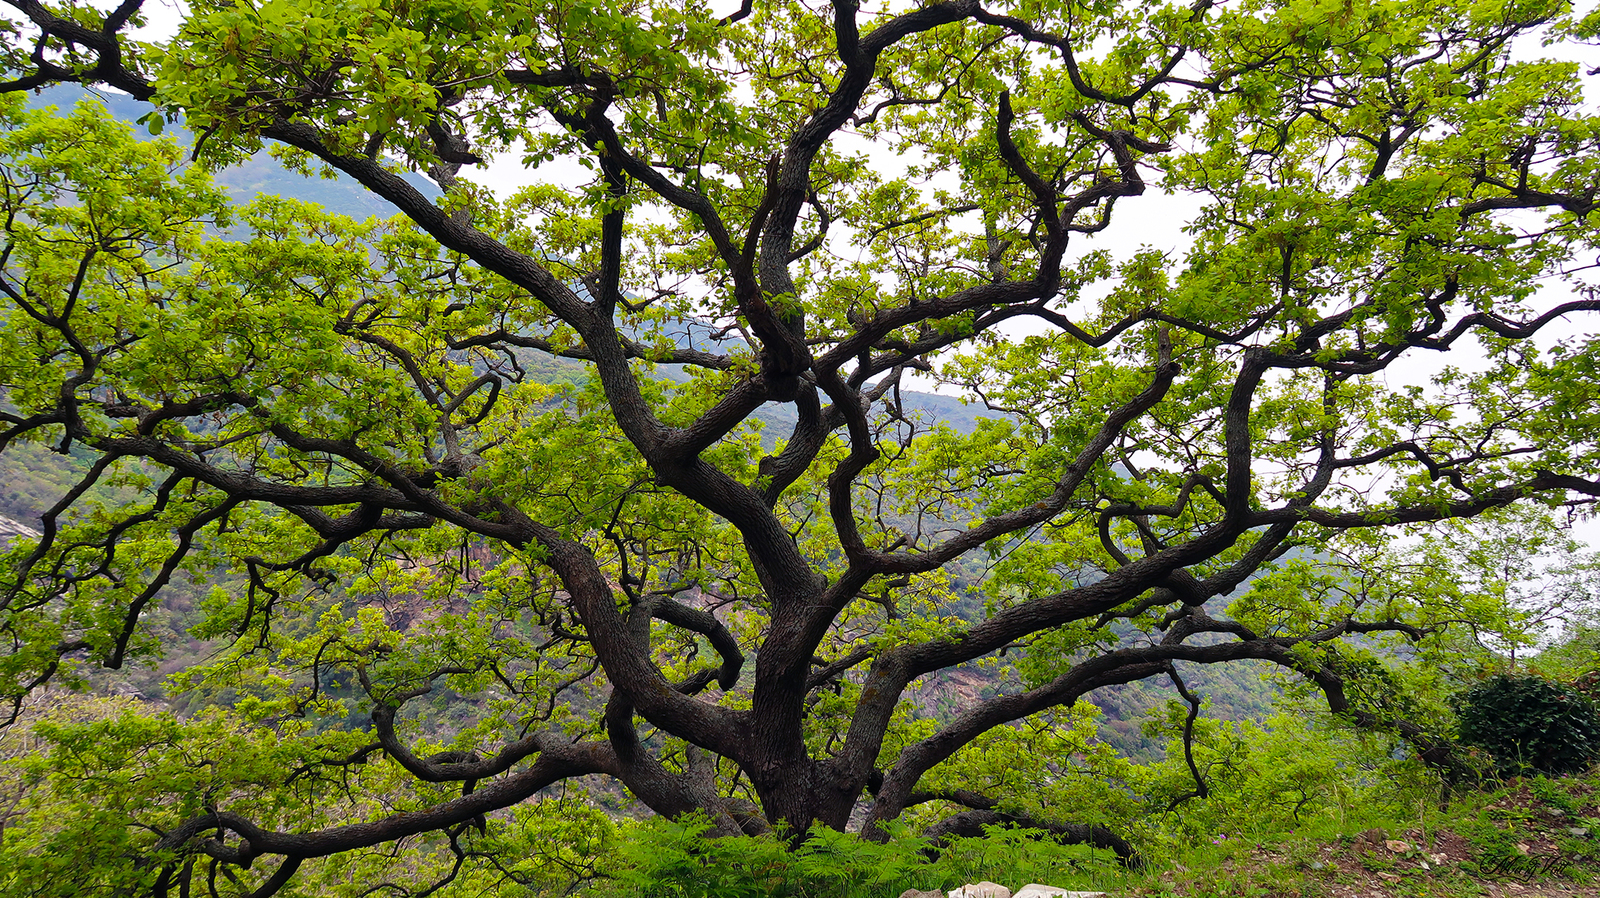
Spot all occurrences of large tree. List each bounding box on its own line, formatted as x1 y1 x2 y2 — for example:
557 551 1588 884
1 0 1598 892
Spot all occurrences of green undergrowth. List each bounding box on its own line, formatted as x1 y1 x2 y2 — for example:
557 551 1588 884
572 771 1600 898
581 818 1125 898
1123 770 1600 897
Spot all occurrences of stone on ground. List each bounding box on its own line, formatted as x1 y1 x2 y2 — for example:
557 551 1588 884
948 883 1010 898
1013 885 1107 898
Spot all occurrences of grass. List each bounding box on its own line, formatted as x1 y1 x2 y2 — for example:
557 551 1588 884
1105 771 1600 897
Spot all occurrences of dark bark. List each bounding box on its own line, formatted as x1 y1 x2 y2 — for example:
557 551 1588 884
922 809 1142 868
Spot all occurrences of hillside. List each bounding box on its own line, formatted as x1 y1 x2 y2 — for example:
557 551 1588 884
1115 773 1600 898
24 85 444 216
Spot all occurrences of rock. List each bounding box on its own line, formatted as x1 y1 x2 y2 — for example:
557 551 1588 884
1385 839 1412 853
0 515 39 548
899 891 943 898
1013 885 1108 898
949 884 1011 898
1351 828 1387 854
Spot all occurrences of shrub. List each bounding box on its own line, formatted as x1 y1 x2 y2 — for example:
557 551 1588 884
1453 675 1600 777
591 816 1121 898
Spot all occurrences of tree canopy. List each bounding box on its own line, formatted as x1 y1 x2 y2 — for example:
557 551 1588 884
1 0 1599 893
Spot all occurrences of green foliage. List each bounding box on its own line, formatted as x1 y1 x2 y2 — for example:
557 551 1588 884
0 692 602 898
594 816 1119 898
1135 707 1438 851
1454 675 1600 778
2 0 1600 893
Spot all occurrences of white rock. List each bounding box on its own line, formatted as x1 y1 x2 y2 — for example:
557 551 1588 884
948 883 1011 898
1012 886 1107 898
0 515 39 547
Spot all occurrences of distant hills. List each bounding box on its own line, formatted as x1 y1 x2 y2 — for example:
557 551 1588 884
25 84 444 217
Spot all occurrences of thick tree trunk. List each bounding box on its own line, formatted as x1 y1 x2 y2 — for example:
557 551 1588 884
923 809 1141 867
746 754 862 834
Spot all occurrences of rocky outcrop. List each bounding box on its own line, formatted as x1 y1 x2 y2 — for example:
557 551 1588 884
0 515 40 547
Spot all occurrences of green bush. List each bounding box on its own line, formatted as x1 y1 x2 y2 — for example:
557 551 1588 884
588 816 1122 898
1454 675 1600 777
